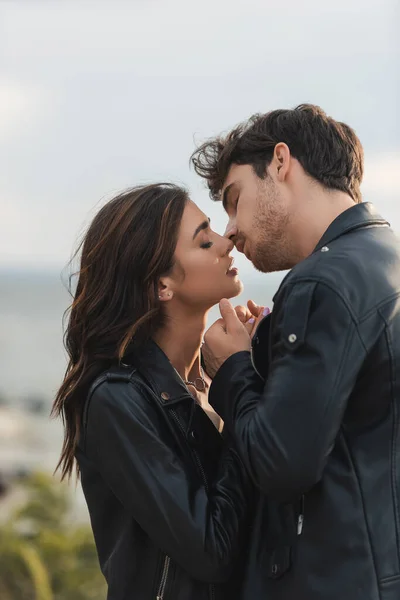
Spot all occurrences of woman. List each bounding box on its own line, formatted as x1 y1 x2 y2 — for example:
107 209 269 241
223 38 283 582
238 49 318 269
52 183 260 600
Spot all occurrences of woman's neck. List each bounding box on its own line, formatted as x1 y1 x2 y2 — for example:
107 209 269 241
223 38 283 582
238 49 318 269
153 310 208 381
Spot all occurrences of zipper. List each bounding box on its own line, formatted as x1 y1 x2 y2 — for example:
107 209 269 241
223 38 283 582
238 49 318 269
170 409 210 495
250 333 265 380
297 495 305 536
156 555 171 600
170 408 215 600
250 338 261 378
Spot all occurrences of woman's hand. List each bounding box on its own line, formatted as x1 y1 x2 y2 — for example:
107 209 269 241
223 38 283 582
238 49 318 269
234 300 270 338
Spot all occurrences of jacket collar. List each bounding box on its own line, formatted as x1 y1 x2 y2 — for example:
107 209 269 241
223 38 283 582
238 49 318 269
314 202 389 252
273 203 389 304
125 339 192 405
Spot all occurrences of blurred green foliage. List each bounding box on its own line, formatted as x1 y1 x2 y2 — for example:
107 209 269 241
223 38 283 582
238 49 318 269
0 472 106 600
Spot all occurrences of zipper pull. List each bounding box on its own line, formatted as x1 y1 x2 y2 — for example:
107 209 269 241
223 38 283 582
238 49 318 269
297 513 304 535
297 495 305 535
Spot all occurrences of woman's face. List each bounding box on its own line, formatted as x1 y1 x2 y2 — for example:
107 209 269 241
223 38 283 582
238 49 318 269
161 200 243 309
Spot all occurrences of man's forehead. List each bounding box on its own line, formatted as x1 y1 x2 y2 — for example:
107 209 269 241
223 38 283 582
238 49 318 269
220 164 249 206
220 163 254 195
221 164 241 194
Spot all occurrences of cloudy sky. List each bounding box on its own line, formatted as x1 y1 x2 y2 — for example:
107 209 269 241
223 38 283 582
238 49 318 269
1 0 399 278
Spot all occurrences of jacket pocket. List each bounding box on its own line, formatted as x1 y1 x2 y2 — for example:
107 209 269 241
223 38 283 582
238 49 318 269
380 574 400 600
264 499 303 580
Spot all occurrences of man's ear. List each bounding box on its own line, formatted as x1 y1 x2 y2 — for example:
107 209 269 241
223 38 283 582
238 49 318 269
271 142 291 182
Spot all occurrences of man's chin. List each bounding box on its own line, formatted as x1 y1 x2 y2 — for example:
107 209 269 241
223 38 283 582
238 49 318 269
251 255 285 274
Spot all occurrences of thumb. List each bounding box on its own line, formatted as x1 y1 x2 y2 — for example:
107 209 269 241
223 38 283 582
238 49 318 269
219 298 242 332
247 299 263 318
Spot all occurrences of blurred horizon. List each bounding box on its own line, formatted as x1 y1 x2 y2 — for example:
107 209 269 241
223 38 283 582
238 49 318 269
1 0 399 276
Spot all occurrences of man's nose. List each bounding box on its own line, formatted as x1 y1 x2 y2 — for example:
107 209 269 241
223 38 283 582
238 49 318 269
224 222 237 240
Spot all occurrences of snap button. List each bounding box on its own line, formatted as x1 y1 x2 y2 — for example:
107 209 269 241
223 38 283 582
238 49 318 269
160 392 170 401
288 333 297 343
321 246 329 252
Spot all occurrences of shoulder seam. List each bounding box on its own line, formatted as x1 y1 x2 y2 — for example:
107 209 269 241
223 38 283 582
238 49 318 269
279 278 368 354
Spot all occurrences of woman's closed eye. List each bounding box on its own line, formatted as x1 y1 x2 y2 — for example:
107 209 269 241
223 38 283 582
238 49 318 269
200 241 213 249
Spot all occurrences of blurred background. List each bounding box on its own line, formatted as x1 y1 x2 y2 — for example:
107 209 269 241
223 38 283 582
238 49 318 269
0 0 399 597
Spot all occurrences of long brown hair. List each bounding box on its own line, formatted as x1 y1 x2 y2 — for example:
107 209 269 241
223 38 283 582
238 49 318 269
52 183 189 480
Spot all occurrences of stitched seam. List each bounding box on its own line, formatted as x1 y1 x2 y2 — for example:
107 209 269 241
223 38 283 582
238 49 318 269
281 281 317 347
359 292 400 322
279 277 357 320
311 320 359 460
379 310 400 569
342 430 382 598
381 574 400 583
282 278 400 325
315 220 389 251
281 279 367 354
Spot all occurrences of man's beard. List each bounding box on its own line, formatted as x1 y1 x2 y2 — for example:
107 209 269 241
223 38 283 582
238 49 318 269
250 183 294 273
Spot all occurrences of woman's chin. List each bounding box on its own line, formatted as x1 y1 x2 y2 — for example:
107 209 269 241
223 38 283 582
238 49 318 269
201 278 244 309
224 277 244 299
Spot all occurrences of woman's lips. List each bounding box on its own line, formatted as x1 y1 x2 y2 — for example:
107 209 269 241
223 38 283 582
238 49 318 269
226 257 238 276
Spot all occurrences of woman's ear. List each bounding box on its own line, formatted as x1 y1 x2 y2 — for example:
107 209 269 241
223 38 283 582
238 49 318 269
158 279 173 301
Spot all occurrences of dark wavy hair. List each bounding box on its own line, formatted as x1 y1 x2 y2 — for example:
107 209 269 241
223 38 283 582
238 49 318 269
191 104 364 203
52 183 189 480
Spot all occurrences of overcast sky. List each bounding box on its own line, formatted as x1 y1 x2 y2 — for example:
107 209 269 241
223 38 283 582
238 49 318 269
1 0 399 278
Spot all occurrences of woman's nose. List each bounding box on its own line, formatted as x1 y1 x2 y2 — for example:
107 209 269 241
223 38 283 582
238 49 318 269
222 237 234 255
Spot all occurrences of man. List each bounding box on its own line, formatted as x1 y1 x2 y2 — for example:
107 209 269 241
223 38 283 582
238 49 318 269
191 104 400 599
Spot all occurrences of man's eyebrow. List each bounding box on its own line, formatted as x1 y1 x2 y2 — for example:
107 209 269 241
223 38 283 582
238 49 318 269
221 183 235 212
193 217 211 240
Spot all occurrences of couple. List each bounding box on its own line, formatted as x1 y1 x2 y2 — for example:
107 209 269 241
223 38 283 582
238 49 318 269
53 104 400 600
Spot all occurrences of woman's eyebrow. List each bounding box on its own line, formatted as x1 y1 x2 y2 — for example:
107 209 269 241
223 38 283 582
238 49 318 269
193 218 210 240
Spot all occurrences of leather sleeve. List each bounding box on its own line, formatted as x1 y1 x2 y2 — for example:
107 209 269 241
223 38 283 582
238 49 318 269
85 380 252 583
209 281 367 502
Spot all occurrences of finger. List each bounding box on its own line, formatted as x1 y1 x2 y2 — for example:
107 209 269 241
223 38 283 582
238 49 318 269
219 298 243 333
249 306 271 338
244 317 256 335
247 299 263 318
205 317 226 339
235 305 251 323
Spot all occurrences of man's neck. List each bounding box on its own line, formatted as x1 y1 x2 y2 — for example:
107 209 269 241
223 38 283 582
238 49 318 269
293 190 356 261
153 309 208 381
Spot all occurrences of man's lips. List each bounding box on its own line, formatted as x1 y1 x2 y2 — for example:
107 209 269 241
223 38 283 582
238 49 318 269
235 240 245 254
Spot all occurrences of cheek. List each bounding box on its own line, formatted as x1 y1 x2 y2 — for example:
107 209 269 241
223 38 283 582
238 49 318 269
236 204 252 232
181 253 218 284
193 253 221 274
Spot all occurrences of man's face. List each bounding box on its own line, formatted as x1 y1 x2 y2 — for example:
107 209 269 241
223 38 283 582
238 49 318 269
222 163 295 273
